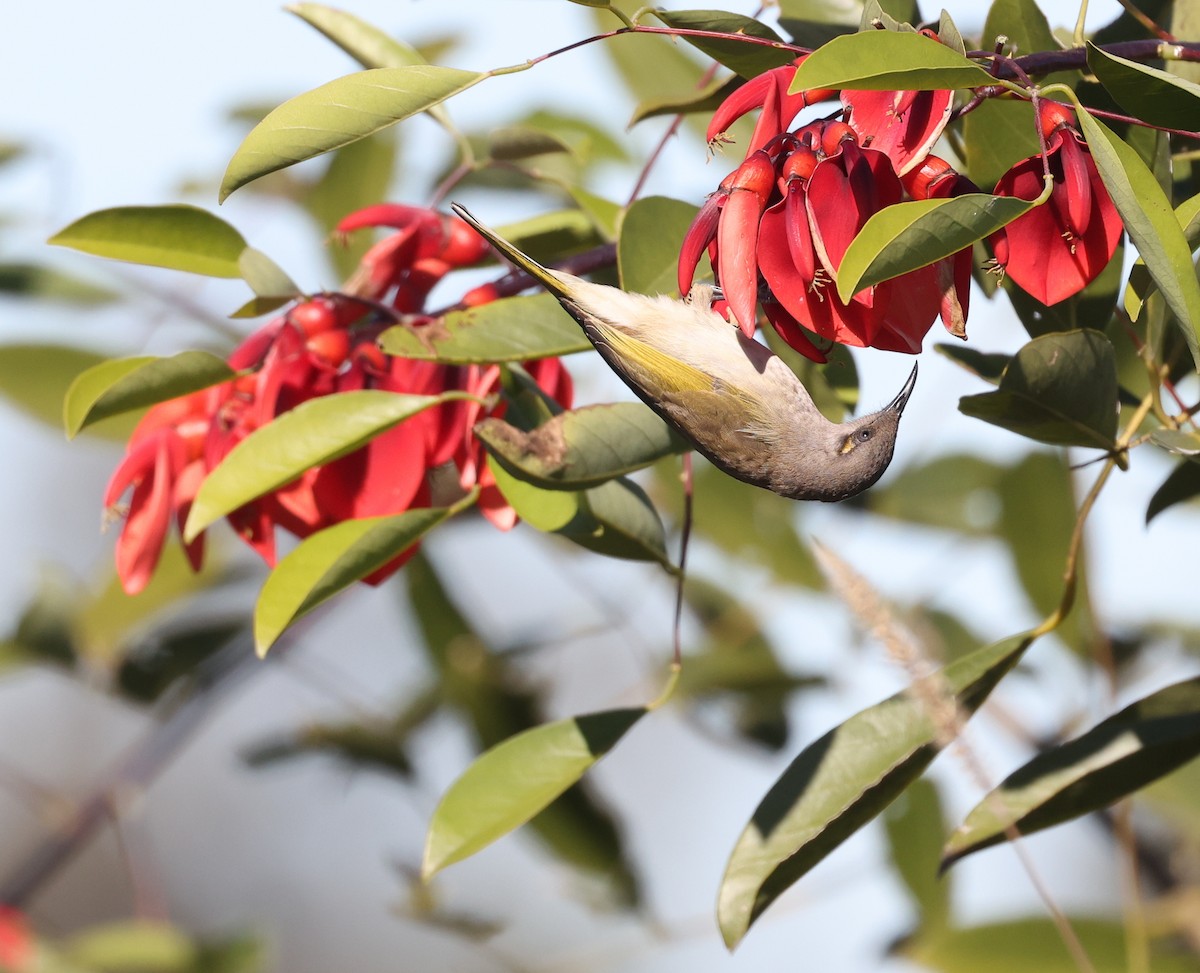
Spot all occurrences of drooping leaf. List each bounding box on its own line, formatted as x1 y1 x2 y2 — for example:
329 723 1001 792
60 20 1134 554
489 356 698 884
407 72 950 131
933 345 1010 385
943 676 1200 868
790 30 994 92
221 66 485 200
423 708 645 876
618 196 700 297
836 194 1036 301
1123 190 1200 324
1147 460 1200 523
116 618 244 704
717 633 1032 949
237 247 299 301
63 351 235 438
476 402 686 490
406 552 640 903
1072 104 1200 370
629 75 739 126
958 330 1119 449
486 126 574 162
379 293 591 363
884 778 950 935
49 205 248 278
288 3 436 70
185 391 468 539
566 475 671 567
0 344 138 440
254 506 455 656
653 9 794 79
1088 42 1200 131
0 262 118 304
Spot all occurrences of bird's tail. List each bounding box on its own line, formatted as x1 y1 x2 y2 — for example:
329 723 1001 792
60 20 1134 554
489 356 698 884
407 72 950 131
450 203 569 300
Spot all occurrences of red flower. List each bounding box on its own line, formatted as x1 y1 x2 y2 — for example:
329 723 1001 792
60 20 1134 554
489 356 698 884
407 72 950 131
104 205 574 594
0 906 31 971
680 39 966 360
991 102 1123 305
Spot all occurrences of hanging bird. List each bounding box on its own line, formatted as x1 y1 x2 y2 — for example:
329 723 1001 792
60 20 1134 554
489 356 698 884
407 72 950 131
452 204 917 502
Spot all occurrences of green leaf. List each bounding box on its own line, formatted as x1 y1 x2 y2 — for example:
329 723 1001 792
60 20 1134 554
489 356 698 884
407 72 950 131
1071 104 1200 370
423 708 646 877
1147 460 1200 523
486 126 573 162
63 351 235 438
884 778 950 935
49 205 248 278
237 247 299 300
943 676 1200 868
867 454 1005 535
1123 190 1200 323
963 99 1039 192
487 456 583 531
185 390 468 539
629 75 738 127
1151 428 1200 456
933 344 1009 385
618 196 699 297
1087 41 1200 131
717 632 1032 949
254 507 453 655
476 402 686 489
287 3 433 70
65 921 195 972
221 66 484 200
378 293 591 363
904 917 1186 973
0 344 139 440
566 476 671 566
653 10 794 79
0 262 118 303
790 30 994 92
958 330 1119 449
836 194 1036 301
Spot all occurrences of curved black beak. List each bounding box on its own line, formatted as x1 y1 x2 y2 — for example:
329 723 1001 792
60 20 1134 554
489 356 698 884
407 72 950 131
886 362 919 415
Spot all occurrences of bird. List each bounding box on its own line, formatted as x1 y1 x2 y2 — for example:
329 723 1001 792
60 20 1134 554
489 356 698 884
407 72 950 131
452 203 917 502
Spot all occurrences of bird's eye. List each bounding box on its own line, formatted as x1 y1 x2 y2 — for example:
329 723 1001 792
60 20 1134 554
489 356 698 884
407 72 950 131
858 429 872 442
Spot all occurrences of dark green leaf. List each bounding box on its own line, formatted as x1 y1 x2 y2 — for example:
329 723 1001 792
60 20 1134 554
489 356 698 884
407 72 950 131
476 402 686 489
868 454 1005 534
0 262 118 304
117 620 244 704
943 676 1200 867
486 126 574 162
49 205 248 278
790 30 994 92
221 66 484 200
619 196 700 297
185 391 467 539
933 344 1010 385
884 778 950 935
717 633 1032 948
1073 105 1200 369
958 330 1119 449
653 10 794 79
254 507 454 656
837 194 1036 301
423 708 645 876
629 75 739 127
963 99 1039 193
1147 459 1200 523
378 293 591 363
1088 42 1200 131
565 476 671 567
64 351 235 438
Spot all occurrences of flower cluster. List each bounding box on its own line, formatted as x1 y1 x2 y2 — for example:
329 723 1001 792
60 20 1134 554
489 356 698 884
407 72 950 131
104 205 573 595
681 38 1122 360
990 101 1124 305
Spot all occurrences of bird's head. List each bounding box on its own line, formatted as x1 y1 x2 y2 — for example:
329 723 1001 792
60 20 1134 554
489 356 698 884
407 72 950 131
783 362 918 502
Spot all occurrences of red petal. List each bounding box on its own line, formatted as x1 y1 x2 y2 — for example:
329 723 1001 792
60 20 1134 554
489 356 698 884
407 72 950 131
678 193 722 297
114 436 175 594
844 88 952 175
761 300 827 362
